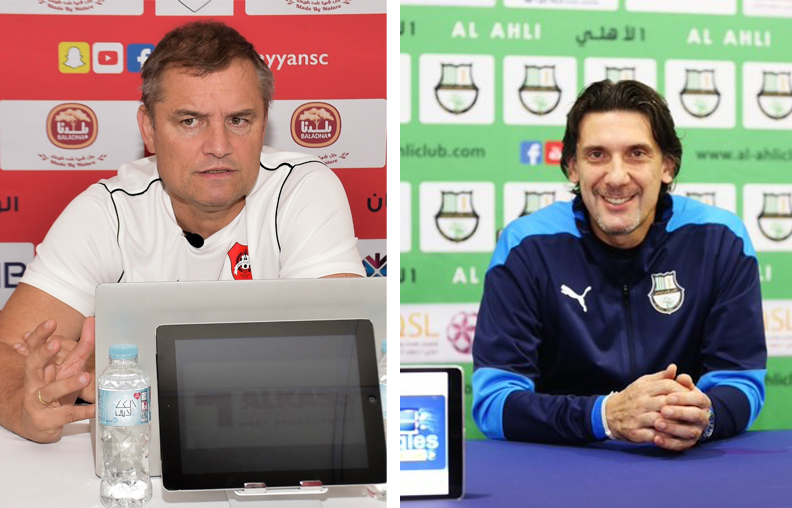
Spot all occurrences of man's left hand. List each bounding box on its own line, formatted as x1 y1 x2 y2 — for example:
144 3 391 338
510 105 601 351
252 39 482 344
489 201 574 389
653 373 711 451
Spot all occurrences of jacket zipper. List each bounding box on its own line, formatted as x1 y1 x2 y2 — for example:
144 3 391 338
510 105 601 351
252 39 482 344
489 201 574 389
622 284 637 381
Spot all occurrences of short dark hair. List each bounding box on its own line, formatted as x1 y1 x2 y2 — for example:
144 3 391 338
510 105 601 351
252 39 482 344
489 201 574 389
141 21 274 118
560 80 682 195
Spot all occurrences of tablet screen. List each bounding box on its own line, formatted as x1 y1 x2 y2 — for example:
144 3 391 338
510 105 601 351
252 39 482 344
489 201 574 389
156 320 386 491
400 367 464 500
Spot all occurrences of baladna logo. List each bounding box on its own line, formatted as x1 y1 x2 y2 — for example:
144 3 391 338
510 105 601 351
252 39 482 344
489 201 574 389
680 69 721 118
519 65 561 116
758 193 792 241
519 191 555 217
757 71 792 120
648 271 685 315
435 191 479 242
435 63 478 114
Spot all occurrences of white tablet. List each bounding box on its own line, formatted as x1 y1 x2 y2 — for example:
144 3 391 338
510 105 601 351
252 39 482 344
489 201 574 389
399 366 464 500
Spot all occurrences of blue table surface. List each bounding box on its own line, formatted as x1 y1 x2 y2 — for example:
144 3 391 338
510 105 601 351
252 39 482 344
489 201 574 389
403 430 792 508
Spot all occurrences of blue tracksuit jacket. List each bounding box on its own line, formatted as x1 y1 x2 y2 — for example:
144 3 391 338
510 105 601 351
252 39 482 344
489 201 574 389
472 194 767 443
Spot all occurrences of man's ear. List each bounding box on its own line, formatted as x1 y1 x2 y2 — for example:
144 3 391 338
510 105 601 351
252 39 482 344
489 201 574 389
137 105 156 154
566 157 580 184
260 111 268 145
661 157 675 184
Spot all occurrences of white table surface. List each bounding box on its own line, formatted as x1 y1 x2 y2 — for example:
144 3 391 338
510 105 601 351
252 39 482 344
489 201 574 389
0 420 387 508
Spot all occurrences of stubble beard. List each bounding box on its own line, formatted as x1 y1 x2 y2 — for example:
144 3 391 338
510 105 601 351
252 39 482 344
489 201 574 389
593 209 641 237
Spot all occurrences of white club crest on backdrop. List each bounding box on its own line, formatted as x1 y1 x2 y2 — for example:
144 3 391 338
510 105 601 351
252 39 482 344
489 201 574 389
680 69 721 118
435 63 479 114
758 193 792 241
757 71 792 120
435 191 480 242
519 65 561 115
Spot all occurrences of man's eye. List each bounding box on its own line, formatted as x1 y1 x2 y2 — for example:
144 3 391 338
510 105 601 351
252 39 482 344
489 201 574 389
230 117 246 126
182 118 196 127
632 150 646 158
589 151 603 159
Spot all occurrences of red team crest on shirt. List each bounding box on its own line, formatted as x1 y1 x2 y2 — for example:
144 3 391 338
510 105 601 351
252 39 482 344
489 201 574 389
227 243 252 280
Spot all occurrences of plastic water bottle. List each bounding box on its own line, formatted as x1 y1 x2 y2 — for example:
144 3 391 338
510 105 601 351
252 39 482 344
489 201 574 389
378 339 387 429
98 344 152 508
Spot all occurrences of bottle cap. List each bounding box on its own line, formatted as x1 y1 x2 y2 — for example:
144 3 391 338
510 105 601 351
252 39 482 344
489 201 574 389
109 344 138 359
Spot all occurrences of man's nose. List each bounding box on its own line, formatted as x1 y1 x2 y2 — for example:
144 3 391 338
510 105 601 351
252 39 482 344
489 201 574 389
604 158 630 186
202 121 233 158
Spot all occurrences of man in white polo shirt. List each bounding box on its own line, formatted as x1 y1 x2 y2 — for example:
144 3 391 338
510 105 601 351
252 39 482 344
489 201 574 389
0 21 363 443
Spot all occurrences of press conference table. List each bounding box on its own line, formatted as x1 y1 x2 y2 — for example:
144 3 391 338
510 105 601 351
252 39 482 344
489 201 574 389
407 430 792 507
0 420 385 508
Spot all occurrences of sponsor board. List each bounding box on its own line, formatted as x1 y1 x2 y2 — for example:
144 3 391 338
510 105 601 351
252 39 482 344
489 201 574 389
665 60 735 129
583 57 657 89
155 0 234 15
401 182 412 253
504 0 617 10
503 56 576 126
401 54 411 124
0 243 34 308
626 0 735 14
419 182 495 253
503 182 574 227
246 0 386 15
743 184 792 251
764 300 792 356
264 99 384 169
743 62 792 130
419 54 495 125
672 183 737 213
400 303 480 363
357 239 387 277
0 0 143 15
0 100 143 170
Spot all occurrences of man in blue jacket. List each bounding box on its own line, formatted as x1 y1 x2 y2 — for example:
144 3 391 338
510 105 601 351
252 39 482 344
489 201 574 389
472 80 766 451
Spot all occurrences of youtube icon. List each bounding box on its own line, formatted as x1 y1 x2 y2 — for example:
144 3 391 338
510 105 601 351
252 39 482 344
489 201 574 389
98 51 118 65
92 42 123 74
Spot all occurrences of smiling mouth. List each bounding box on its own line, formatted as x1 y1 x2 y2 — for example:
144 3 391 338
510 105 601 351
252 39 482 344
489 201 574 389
601 195 634 206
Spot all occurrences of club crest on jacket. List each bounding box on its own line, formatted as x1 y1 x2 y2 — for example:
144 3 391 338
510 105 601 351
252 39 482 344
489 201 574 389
648 271 685 314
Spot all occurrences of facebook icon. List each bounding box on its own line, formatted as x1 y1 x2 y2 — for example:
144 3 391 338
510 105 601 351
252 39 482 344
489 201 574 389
520 141 543 165
127 44 155 73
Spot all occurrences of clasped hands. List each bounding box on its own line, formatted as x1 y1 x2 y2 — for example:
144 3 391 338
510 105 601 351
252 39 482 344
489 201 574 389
13 318 96 443
605 364 711 451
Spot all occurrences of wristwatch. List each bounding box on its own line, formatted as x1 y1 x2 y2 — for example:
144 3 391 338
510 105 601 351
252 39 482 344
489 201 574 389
699 408 715 441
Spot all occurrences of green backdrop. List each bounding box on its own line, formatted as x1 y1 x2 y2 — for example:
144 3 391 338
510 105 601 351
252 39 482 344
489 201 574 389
400 0 792 440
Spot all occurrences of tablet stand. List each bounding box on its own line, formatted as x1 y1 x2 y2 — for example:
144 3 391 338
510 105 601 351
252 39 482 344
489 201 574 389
225 481 326 508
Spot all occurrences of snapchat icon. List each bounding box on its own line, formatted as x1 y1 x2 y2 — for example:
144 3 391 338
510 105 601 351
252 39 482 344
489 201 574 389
58 42 90 74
